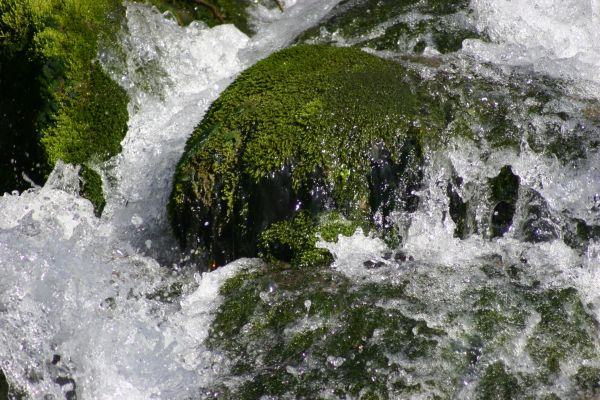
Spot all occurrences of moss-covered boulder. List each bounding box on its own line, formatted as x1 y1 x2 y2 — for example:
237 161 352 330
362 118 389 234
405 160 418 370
0 0 129 215
199 248 600 399
297 0 480 54
169 44 450 265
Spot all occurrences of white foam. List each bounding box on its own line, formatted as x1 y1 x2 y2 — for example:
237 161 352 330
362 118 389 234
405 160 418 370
0 1 342 397
465 0 600 98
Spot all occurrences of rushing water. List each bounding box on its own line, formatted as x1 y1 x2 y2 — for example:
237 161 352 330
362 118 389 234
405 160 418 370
2 0 600 398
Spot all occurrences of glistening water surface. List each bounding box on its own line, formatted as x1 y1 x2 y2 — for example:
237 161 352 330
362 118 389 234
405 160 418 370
2 0 600 398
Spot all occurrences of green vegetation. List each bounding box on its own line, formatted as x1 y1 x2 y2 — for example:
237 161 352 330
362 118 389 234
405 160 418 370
203 253 600 398
477 362 522 400
258 211 360 267
0 0 129 214
169 44 446 264
206 262 447 399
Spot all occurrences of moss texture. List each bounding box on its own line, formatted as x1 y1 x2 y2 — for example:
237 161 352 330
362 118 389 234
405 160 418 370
202 253 600 398
169 44 447 265
0 0 129 214
206 262 447 399
258 211 360 268
297 0 480 54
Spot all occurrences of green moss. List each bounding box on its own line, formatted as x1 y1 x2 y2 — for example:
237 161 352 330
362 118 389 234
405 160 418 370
574 366 600 398
258 211 361 267
206 253 600 398
170 44 441 264
79 166 105 217
526 288 597 375
206 262 445 399
470 285 527 342
477 362 522 400
0 0 129 211
41 62 128 166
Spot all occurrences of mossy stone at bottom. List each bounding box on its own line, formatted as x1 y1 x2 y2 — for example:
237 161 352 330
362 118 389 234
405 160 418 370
79 166 106 217
206 262 446 399
202 253 600 399
477 362 521 400
169 44 446 265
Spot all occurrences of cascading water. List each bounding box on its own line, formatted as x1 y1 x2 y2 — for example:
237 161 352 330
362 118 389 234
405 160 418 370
0 1 341 398
2 0 600 398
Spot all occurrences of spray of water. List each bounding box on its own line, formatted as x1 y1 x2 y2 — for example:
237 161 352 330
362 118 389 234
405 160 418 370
2 0 600 397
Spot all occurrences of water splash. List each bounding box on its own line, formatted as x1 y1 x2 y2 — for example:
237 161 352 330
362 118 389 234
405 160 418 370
0 1 341 398
465 0 600 98
3 0 600 397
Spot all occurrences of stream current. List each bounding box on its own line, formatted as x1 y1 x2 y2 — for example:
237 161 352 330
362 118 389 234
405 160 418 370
2 0 600 398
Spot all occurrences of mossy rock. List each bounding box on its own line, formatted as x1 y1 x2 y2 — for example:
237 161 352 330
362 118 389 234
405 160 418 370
476 362 522 400
0 0 129 214
0 369 6 400
258 211 362 268
169 44 450 265
202 250 600 398
140 0 280 35
205 261 447 399
297 0 480 54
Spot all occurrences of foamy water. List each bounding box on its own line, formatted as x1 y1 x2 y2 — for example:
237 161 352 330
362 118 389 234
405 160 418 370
0 1 340 398
2 0 600 398
465 0 600 98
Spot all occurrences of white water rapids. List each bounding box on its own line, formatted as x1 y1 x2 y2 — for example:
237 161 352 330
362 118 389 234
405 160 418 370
1 0 600 398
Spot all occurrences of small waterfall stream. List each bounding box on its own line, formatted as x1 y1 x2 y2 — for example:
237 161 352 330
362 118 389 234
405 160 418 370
2 0 600 398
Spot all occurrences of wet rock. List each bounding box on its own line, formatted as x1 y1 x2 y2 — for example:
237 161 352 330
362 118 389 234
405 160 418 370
169 44 445 265
517 188 560 243
574 366 600 398
488 165 520 238
563 217 600 250
447 171 477 239
394 251 407 262
0 0 129 215
0 369 7 400
297 0 480 54
202 256 600 398
204 262 446 398
363 260 385 269
477 362 521 400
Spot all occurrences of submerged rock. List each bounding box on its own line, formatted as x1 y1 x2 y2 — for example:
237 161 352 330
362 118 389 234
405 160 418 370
201 253 600 399
169 44 447 265
0 0 129 215
297 0 480 54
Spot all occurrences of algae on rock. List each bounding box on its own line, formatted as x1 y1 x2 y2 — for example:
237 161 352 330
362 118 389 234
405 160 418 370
0 0 129 214
201 251 600 399
169 44 447 265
